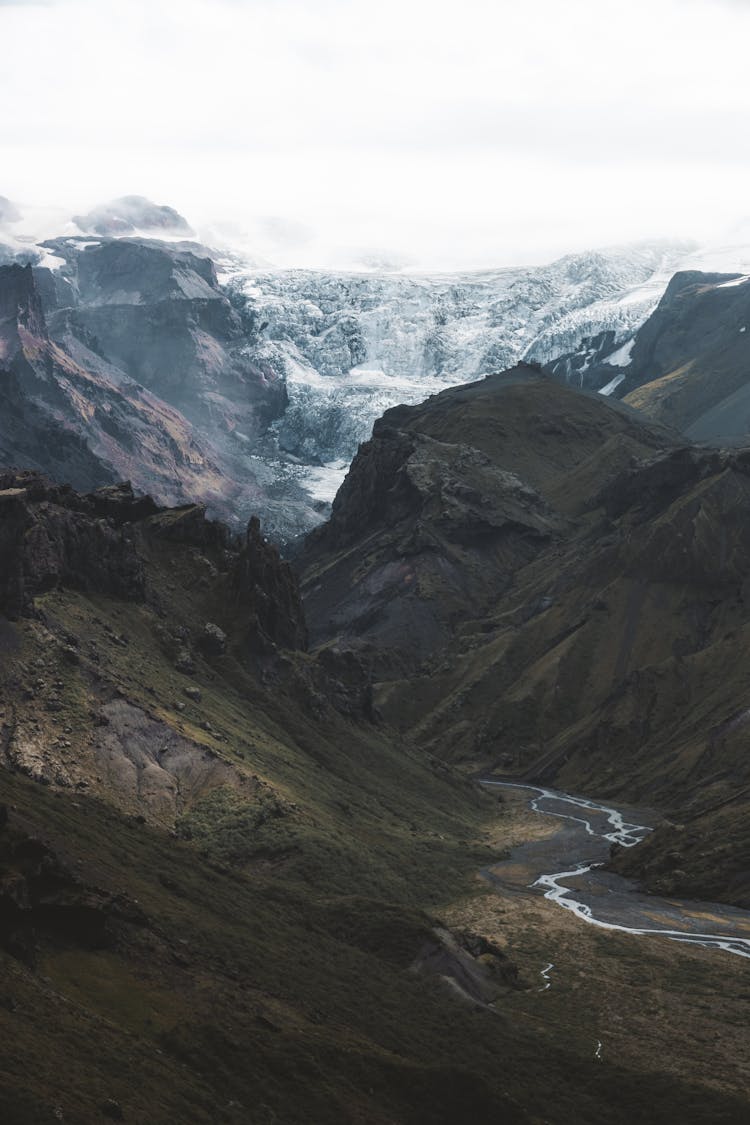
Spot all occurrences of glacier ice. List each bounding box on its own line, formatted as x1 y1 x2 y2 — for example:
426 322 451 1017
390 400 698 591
224 240 693 499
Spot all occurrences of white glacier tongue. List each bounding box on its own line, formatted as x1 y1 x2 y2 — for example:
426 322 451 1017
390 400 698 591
227 240 693 498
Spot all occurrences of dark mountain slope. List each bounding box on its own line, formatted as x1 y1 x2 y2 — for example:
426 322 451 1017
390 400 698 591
41 237 287 434
2 471 737 1122
298 368 750 909
620 270 750 440
552 269 750 442
0 472 519 1124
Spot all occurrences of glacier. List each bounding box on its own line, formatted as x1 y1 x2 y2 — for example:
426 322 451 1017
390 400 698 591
221 240 693 500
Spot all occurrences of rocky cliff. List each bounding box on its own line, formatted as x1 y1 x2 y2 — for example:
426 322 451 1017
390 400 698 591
0 251 310 535
1 203 699 538
619 270 750 442
41 237 287 434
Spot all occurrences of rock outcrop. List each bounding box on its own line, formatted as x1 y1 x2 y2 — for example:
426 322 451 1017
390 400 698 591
229 516 308 653
0 473 146 618
0 245 296 531
557 269 750 444
0 474 307 666
41 238 287 434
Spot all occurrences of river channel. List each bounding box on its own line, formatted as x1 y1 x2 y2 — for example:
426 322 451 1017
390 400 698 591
480 781 750 960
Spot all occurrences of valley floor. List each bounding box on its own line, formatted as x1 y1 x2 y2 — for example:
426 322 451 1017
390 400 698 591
448 788 750 1112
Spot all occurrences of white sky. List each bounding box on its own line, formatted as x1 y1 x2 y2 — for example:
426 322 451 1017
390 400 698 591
2 0 750 269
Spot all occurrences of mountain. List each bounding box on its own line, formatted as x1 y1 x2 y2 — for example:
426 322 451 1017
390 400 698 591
16 196 750 535
73 195 194 238
6 196 750 1121
544 265 750 447
298 366 750 910
0 469 519 1124
0 245 326 538
5 469 744 1123
1 197 699 535
617 271 750 443
300 367 673 671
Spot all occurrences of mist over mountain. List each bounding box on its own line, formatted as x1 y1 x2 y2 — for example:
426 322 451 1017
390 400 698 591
73 196 195 238
5 192 742 539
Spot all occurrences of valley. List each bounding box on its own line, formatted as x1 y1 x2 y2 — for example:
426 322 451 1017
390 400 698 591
3 198 750 1122
447 788 750 1113
482 782 750 957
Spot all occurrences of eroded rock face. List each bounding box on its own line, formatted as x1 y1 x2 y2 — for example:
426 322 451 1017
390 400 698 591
303 428 561 667
0 473 145 618
0 470 310 682
592 270 750 444
299 366 668 671
0 262 45 346
0 261 242 513
42 238 288 433
93 700 243 824
0 247 297 530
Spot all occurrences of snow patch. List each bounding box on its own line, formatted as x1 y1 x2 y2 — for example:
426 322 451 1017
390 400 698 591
598 372 626 397
718 275 750 289
35 250 66 271
602 338 635 367
303 460 349 503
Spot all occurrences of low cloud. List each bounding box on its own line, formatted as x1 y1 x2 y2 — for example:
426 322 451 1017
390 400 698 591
1 0 750 267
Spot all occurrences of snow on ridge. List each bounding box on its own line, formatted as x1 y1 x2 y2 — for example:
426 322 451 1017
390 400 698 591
718 274 750 289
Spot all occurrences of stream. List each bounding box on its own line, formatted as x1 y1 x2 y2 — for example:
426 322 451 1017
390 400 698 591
480 781 750 960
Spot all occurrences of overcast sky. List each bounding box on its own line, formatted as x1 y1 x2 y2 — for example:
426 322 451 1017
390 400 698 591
2 0 750 268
